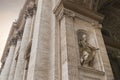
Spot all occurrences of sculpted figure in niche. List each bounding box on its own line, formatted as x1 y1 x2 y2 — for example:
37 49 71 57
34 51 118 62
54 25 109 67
77 30 99 67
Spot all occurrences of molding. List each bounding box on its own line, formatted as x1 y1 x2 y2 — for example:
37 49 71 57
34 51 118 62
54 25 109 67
54 0 104 23
78 66 105 76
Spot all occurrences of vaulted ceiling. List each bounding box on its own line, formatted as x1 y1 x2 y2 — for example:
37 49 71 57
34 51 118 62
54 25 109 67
97 1 120 79
98 0 120 10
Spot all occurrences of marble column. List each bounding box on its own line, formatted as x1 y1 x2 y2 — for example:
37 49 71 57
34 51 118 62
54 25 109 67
13 2 36 80
8 30 23 80
0 37 17 80
23 6 36 80
26 0 53 80
50 0 57 79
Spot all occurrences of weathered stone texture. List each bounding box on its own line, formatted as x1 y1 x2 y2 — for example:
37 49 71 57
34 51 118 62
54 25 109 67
1 0 119 80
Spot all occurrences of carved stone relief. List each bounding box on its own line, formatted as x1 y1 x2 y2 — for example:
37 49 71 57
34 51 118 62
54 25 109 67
10 36 17 46
24 1 37 18
16 29 23 40
77 29 99 67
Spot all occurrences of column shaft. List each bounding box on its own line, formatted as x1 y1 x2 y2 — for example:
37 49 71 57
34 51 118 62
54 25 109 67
26 0 43 79
0 45 15 80
14 17 32 80
23 12 36 80
27 0 52 80
8 40 21 80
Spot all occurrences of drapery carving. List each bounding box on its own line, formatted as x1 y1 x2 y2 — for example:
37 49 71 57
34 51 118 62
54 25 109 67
77 29 99 67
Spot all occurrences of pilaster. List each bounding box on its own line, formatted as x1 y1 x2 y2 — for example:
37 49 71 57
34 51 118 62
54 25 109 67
27 0 53 80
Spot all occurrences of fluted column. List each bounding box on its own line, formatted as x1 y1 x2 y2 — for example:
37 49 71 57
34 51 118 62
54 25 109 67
8 30 23 80
23 4 36 79
13 2 36 80
0 37 17 80
27 0 52 80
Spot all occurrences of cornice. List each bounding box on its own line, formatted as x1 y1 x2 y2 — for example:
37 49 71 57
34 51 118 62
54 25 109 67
54 0 104 23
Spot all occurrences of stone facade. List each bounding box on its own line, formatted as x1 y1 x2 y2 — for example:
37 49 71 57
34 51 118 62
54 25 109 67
0 0 120 80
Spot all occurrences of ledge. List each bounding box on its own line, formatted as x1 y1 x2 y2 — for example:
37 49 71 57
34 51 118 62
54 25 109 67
54 0 104 22
78 66 105 76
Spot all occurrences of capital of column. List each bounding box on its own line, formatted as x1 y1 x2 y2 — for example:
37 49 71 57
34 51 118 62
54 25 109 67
16 29 23 40
10 36 17 46
24 1 37 19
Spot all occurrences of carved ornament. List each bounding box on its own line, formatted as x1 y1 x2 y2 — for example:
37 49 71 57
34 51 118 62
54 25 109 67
25 1 37 18
10 36 17 45
17 29 23 40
